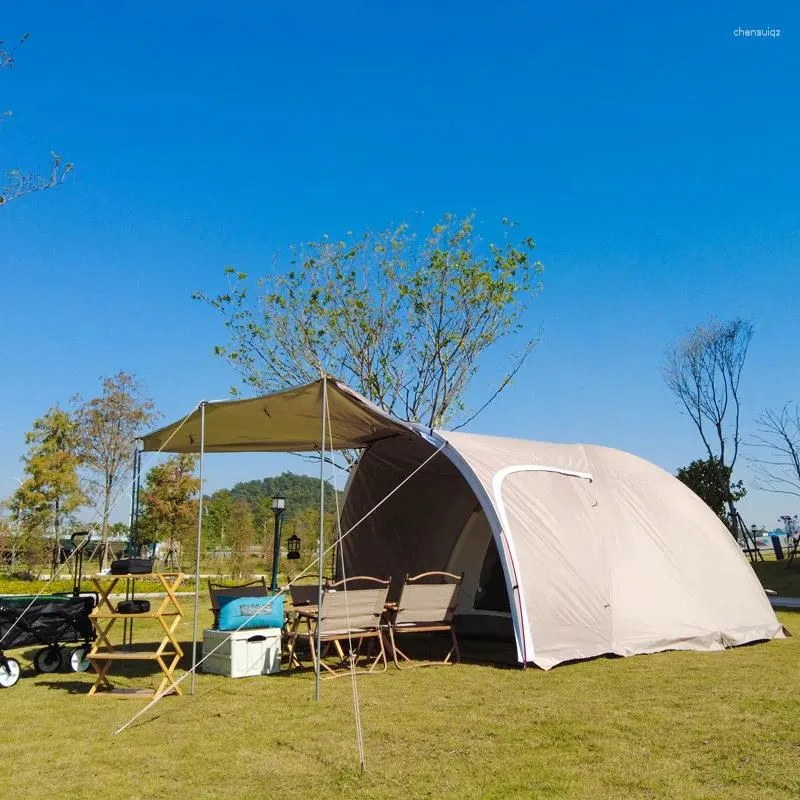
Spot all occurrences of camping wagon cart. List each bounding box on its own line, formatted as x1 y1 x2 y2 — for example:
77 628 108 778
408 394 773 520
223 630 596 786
0 532 97 688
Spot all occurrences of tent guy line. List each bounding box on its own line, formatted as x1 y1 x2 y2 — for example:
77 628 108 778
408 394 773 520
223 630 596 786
325 390 367 773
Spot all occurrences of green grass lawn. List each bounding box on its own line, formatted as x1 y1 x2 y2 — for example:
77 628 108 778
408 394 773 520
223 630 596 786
750 560 800 597
1 603 798 800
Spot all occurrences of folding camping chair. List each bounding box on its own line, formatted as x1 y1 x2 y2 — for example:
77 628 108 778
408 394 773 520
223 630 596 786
288 574 332 608
286 576 390 678
208 577 269 629
386 571 462 668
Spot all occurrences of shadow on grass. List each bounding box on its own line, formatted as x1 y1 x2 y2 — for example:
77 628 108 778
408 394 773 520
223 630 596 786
34 679 92 694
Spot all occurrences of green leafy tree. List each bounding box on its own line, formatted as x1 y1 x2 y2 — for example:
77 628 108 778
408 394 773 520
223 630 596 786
73 372 159 569
108 521 130 539
676 457 747 522
228 498 256 579
1 33 72 207
663 318 753 535
195 213 543 445
0 513 17 569
9 407 85 574
137 455 199 570
204 489 233 552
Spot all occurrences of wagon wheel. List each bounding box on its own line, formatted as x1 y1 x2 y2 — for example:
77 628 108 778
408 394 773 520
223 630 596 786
68 645 91 673
0 657 21 688
33 646 63 673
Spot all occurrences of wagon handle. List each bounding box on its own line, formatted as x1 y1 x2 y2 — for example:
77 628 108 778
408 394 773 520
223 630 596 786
70 531 92 597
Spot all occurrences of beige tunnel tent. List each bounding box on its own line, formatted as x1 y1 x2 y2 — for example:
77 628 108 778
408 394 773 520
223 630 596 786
142 378 785 671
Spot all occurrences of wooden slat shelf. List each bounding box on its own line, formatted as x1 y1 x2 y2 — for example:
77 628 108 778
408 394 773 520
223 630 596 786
86 572 186 697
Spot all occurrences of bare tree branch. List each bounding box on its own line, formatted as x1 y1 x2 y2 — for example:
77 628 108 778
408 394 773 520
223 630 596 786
748 403 800 498
1 33 73 208
663 318 753 533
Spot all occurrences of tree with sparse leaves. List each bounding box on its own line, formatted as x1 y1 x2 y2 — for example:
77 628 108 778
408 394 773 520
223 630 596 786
9 407 85 574
663 318 753 536
676 456 747 522
73 372 159 570
194 213 543 457
137 455 199 570
1 33 72 207
749 403 800 499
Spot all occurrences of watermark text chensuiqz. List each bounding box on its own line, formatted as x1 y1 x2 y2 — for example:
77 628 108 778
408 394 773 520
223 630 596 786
733 27 781 38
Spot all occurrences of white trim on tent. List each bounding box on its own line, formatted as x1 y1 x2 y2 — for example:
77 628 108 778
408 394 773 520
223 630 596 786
420 432 531 664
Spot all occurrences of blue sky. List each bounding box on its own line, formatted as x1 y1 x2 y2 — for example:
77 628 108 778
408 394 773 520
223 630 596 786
1 1 798 529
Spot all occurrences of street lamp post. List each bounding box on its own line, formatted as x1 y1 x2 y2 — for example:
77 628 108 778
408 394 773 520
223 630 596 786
270 495 286 593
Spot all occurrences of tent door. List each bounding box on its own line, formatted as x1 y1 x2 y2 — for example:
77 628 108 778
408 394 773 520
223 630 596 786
495 467 612 666
474 537 511 613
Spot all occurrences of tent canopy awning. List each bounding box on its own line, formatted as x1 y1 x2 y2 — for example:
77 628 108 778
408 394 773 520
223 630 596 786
140 378 418 453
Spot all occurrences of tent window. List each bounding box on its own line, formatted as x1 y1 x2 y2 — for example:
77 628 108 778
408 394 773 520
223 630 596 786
474 537 511 613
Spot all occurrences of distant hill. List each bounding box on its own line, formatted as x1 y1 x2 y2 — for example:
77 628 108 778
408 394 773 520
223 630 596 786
207 471 341 525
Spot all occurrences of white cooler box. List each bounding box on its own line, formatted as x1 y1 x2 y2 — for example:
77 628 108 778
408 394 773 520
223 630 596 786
202 627 282 677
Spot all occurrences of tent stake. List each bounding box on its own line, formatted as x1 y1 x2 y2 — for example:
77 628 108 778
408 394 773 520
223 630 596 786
191 401 206 696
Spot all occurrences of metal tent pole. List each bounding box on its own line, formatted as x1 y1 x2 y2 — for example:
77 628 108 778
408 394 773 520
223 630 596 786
128 444 139 546
124 443 140 646
315 376 328 702
134 449 142 537
191 402 206 696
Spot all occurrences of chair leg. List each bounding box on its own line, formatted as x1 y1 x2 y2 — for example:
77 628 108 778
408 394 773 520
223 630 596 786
392 628 459 668
286 614 311 670
366 631 387 673
309 631 317 673
441 628 459 665
451 628 460 664
386 625 401 669
285 626 299 670
389 628 416 669
320 632 388 679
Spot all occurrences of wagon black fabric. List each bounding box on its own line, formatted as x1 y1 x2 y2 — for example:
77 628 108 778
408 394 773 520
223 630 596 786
0 595 95 649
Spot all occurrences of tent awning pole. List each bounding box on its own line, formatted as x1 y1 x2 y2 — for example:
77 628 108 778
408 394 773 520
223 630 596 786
190 401 206 696
315 376 328 702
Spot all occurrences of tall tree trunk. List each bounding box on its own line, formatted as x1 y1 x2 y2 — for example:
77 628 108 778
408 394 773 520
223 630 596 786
98 478 112 571
727 498 740 540
52 496 61 577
